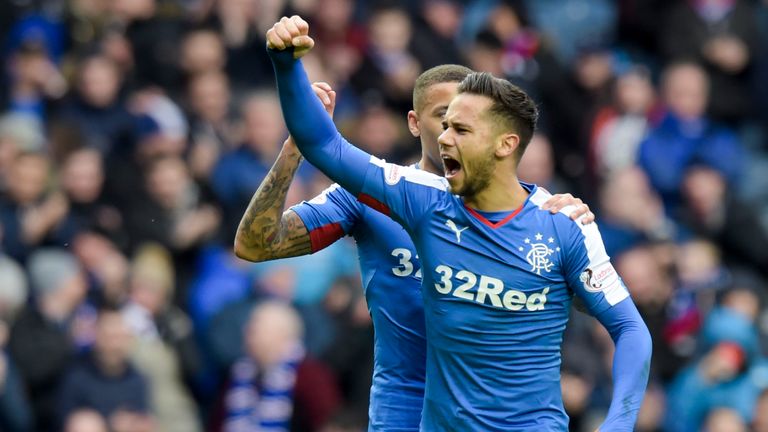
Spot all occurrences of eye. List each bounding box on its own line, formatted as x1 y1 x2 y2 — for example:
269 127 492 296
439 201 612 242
441 121 448 131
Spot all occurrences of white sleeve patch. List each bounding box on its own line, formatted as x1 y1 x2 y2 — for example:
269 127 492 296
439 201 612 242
369 156 448 191
306 183 341 205
578 222 629 306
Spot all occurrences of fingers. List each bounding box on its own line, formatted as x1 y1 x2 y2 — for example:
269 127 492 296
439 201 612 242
291 35 315 51
311 82 337 116
311 83 332 105
266 16 309 51
273 22 294 45
580 210 595 225
314 81 333 92
281 16 300 36
292 15 309 35
542 193 573 211
265 28 285 50
542 193 595 224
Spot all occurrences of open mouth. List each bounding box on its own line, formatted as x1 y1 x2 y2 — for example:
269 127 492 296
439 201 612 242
441 155 462 178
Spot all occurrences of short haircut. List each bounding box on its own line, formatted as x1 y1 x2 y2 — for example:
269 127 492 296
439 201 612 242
457 72 538 159
661 59 708 91
413 64 473 113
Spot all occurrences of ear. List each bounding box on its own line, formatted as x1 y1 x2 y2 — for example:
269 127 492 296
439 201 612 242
407 110 420 137
495 133 520 158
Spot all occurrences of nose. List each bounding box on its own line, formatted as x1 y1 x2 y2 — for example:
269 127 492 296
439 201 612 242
438 129 453 148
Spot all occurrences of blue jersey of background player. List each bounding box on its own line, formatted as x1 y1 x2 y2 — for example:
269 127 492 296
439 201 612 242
234 68 595 429
265 16 652 431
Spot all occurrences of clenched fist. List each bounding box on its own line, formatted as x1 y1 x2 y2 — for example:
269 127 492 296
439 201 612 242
266 15 315 59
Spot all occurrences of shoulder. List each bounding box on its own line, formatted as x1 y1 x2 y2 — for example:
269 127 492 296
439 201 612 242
527 186 595 240
527 187 579 225
370 156 449 192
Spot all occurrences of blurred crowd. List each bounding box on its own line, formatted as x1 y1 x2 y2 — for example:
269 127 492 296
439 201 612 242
0 0 767 431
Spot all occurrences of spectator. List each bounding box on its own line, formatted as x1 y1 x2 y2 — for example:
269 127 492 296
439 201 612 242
111 0 185 91
214 300 341 432
0 255 28 322
635 382 666 432
0 113 45 196
122 243 203 432
59 148 125 246
3 30 67 120
63 409 109 432
215 0 280 89
702 407 748 432
58 54 134 155
665 307 768 431
344 104 413 163
0 257 33 432
0 152 69 262
211 91 301 237
103 91 188 211
126 156 220 306
637 61 743 212
186 71 235 181
589 66 657 181
461 0 566 109
681 165 768 276
410 0 465 69
71 231 130 309
57 308 150 431
518 133 569 194
179 28 227 79
311 0 366 85
614 245 681 382
660 0 760 125
9 249 87 432
350 6 421 114
753 389 768 432
597 167 675 257
524 0 617 66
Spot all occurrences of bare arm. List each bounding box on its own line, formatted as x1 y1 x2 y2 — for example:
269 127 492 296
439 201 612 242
233 139 312 262
234 82 337 262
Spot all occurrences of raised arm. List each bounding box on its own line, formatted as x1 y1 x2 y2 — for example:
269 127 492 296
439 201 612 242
233 139 311 262
266 16 370 194
265 16 444 230
234 83 338 262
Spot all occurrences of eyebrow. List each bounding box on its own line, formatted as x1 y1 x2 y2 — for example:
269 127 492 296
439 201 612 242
432 105 449 116
443 118 471 130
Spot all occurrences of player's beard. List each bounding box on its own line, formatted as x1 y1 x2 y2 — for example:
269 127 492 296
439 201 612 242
455 149 495 198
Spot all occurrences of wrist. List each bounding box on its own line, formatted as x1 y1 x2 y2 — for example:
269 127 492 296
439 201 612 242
282 142 303 161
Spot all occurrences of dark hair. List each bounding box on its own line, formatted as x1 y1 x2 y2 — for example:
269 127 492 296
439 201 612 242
413 64 473 113
457 72 538 159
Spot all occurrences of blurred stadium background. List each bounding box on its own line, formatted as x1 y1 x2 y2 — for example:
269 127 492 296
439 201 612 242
1 0 768 431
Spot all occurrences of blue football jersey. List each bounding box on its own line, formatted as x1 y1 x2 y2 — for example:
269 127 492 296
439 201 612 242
354 157 630 431
290 176 427 431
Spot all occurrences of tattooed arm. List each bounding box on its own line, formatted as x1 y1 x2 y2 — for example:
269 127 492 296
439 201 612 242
234 82 337 262
234 138 312 262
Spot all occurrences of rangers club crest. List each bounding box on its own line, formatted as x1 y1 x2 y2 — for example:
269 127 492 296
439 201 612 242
519 233 559 275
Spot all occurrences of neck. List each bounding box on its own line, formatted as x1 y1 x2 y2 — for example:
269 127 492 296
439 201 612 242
418 153 442 175
40 296 72 323
463 170 528 212
96 352 127 377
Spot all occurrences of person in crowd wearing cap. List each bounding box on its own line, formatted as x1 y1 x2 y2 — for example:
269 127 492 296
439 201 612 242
57 307 151 432
8 248 87 432
0 255 33 432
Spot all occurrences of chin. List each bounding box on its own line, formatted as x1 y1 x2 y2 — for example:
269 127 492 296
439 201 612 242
448 181 466 196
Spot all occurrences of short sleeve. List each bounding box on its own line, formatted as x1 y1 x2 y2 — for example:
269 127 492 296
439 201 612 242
290 184 362 253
